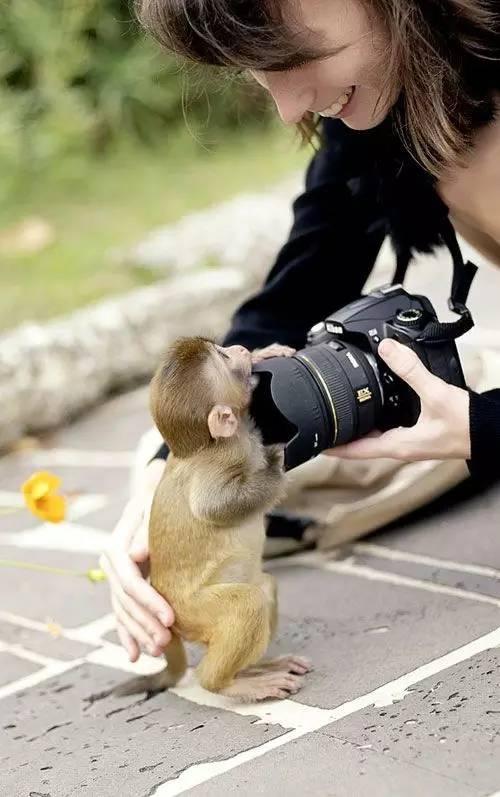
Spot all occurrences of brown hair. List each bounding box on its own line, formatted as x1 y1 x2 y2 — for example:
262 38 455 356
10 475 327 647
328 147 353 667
136 0 499 176
150 336 248 457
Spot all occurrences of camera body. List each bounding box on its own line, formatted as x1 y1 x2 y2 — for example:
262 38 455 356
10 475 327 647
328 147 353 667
306 283 466 431
251 283 467 471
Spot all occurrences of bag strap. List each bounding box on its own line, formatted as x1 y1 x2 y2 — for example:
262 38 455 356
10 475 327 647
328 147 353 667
392 217 478 344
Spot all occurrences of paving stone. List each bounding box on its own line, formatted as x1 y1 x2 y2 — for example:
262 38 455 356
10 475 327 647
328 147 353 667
0 652 42 687
189 728 478 797
0 508 39 534
0 545 110 626
372 479 500 569
0 621 97 661
0 661 286 797
265 563 500 709
48 386 151 452
0 451 128 495
351 552 500 600
78 495 129 532
322 648 500 793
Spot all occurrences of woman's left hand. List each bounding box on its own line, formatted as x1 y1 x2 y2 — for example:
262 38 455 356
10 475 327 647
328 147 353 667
325 338 471 462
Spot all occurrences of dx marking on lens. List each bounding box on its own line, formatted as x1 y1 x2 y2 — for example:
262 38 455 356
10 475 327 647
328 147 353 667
356 387 372 403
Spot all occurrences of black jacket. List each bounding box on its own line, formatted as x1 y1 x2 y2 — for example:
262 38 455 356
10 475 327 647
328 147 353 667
221 118 500 482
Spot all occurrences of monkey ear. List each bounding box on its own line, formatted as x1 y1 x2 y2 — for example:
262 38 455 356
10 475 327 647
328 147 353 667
207 405 238 439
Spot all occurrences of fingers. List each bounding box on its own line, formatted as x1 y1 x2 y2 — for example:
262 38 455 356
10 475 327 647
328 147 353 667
111 594 166 657
106 559 172 656
117 620 140 663
331 427 416 461
101 547 174 628
378 339 444 402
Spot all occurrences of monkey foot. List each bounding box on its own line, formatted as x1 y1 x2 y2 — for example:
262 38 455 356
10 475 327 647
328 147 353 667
242 655 312 676
224 671 304 702
268 655 312 675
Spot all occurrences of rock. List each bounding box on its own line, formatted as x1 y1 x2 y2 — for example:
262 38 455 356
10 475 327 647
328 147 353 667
115 174 301 279
0 268 257 448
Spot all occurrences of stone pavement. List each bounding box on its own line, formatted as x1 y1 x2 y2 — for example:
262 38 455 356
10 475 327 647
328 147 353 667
0 386 500 797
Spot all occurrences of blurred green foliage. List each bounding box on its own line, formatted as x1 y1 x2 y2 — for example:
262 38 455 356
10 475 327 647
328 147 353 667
0 0 272 181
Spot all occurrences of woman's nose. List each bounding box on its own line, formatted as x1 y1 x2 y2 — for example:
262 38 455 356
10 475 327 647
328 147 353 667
261 73 315 125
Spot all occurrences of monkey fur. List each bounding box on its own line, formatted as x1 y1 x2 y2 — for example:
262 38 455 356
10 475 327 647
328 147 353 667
114 337 311 702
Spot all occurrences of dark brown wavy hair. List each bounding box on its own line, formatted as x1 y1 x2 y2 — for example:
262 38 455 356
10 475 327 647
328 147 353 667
135 0 500 176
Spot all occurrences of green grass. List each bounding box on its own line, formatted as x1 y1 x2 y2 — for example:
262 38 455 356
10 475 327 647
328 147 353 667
0 124 309 331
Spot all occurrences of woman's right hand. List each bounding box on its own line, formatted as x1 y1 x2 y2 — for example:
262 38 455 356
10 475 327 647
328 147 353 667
99 458 174 662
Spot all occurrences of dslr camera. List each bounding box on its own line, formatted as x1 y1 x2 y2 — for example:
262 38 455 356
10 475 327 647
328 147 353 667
250 284 468 471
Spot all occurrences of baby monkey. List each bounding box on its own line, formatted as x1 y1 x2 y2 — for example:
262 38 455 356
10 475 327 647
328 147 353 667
115 336 311 702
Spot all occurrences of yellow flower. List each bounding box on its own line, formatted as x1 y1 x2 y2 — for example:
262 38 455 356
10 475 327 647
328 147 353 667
21 471 66 523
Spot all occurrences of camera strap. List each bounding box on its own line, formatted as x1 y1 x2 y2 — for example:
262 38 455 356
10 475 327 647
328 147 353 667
393 217 478 344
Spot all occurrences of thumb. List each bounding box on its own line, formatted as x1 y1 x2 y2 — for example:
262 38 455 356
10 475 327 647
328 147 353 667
378 339 439 399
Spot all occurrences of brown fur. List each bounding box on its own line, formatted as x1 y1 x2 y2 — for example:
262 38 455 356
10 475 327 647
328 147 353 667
115 338 311 702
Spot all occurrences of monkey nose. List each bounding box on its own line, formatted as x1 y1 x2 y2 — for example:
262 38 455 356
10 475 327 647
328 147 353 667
231 345 250 358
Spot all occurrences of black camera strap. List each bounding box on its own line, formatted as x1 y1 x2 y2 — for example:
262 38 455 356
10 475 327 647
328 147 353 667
393 218 478 344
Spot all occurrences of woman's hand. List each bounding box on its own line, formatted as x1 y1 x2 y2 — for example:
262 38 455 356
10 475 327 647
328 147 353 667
326 338 471 462
99 458 174 662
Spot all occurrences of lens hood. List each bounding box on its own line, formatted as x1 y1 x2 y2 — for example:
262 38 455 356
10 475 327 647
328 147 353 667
250 356 334 471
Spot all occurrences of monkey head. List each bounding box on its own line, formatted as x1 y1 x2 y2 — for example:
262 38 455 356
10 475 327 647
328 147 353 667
150 336 253 457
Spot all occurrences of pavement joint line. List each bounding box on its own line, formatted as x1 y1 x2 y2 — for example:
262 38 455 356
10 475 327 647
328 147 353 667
270 551 500 608
0 659 83 701
64 613 116 644
321 560 500 608
67 494 109 520
0 609 115 647
147 624 500 795
0 639 66 668
28 449 135 468
0 522 111 554
0 491 24 508
353 542 500 580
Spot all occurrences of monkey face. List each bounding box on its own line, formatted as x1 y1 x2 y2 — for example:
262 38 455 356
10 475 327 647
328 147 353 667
212 344 253 390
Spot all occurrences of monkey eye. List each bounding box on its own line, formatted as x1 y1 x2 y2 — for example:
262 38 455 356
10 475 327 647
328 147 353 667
216 347 230 360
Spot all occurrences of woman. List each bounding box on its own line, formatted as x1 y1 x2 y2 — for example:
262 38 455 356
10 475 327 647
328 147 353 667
101 0 500 662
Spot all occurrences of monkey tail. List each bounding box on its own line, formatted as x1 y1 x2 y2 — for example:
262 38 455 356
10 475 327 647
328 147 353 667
113 632 188 698
113 668 175 697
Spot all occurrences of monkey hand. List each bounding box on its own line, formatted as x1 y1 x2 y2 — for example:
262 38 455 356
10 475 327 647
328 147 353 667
251 343 296 363
265 444 286 471
99 458 174 662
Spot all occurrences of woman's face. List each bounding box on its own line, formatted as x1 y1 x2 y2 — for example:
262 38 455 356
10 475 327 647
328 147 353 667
251 0 398 130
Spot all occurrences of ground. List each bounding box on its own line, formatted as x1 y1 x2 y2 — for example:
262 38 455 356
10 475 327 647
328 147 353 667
0 387 500 797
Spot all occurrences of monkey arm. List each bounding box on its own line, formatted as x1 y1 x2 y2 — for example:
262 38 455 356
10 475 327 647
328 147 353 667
189 447 285 526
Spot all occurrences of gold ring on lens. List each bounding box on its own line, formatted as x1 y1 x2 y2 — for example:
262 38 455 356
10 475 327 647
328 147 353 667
296 354 338 446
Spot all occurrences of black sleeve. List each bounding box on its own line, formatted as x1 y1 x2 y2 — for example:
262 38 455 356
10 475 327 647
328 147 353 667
467 389 500 482
222 119 388 350
153 122 388 462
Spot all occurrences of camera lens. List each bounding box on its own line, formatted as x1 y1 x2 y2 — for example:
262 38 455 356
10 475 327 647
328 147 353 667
250 340 384 470
294 342 383 446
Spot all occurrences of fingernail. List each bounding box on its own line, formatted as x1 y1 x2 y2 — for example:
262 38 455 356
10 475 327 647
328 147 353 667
158 613 171 627
379 338 397 357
